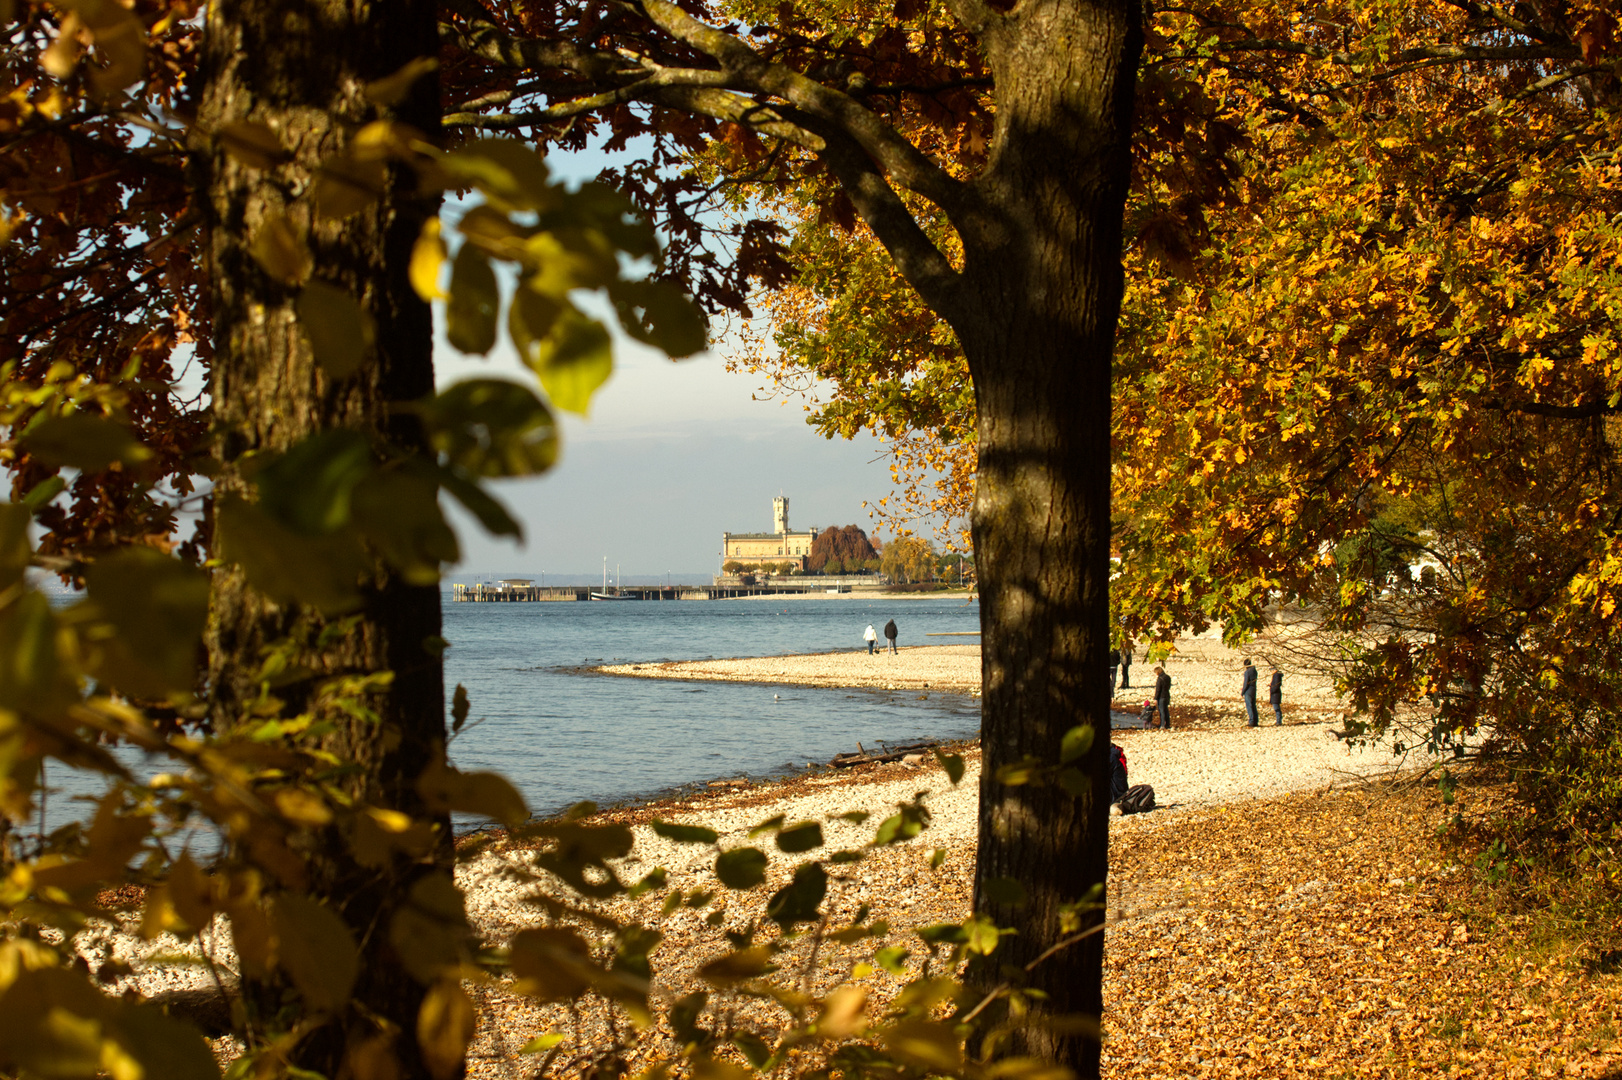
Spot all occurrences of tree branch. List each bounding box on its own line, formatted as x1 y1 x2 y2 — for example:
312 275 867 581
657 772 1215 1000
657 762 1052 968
1481 397 1620 420
633 0 969 215
812 123 965 314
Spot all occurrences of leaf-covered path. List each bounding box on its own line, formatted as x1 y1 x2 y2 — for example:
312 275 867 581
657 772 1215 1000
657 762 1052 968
1103 785 1620 1077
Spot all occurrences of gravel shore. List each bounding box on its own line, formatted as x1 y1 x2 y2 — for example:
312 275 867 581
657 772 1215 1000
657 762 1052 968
596 632 1352 724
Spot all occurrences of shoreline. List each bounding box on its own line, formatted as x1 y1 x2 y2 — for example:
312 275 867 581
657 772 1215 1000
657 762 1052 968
593 637 1354 723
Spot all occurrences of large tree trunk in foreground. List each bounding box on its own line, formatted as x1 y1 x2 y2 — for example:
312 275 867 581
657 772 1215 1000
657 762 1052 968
961 2 1139 1076
198 3 448 1076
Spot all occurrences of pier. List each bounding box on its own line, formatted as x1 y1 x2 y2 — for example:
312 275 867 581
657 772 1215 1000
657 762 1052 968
451 577 892 602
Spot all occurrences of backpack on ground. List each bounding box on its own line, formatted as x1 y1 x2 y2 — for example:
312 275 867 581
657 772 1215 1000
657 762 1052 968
1118 784 1156 814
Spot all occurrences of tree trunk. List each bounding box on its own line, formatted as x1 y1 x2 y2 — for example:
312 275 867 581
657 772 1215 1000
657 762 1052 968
960 2 1139 1076
197 3 448 1076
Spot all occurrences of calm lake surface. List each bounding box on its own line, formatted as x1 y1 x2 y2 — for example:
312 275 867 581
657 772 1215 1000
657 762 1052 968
41 594 983 829
443 594 982 816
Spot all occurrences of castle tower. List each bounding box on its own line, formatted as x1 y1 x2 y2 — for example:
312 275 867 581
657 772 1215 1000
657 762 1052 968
773 496 789 534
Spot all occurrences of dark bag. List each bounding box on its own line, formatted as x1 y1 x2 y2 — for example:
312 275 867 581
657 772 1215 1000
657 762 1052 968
1118 784 1156 814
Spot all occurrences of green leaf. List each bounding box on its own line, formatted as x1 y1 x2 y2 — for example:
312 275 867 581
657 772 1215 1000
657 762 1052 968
608 279 708 358
417 379 558 479
526 307 612 417
714 847 768 889
732 1031 771 1069
882 1020 961 1072
271 893 359 1012
0 502 33 591
0 589 68 713
313 155 386 219
1060 724 1095 764
446 243 500 355
363 56 439 106
111 1003 222 1080
748 814 786 838
518 1033 567 1055
564 182 659 259
874 946 909 975
652 820 720 844
508 285 566 365
697 946 771 987
509 927 597 1001
350 467 459 584
417 978 476 1080
21 413 151 471
451 684 470 733
216 120 288 170
253 429 375 535
934 751 966 785
775 821 824 854
442 139 558 213
0 966 117 1077
457 771 530 826
215 496 368 613
297 281 374 380
79 547 210 697
432 465 523 540
766 861 826 928
249 212 311 285
20 475 64 511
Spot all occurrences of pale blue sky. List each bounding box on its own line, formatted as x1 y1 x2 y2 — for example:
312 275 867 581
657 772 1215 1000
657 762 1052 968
436 141 927 584
436 322 902 584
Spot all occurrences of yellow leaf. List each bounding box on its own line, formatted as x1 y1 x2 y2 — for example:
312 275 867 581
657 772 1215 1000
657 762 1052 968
411 219 448 301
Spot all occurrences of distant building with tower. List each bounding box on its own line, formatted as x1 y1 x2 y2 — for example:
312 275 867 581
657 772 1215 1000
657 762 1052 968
722 496 819 569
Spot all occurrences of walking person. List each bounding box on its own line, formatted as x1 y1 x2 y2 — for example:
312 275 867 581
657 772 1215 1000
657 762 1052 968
1153 665 1172 730
1119 642 1133 689
883 618 898 654
864 623 878 655
1240 657 1259 727
1269 663 1284 725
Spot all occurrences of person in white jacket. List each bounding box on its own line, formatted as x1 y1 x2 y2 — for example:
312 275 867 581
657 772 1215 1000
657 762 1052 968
863 624 878 655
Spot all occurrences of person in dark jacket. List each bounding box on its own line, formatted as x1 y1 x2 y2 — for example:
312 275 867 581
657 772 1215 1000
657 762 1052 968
1119 643 1133 689
1109 650 1119 699
883 618 898 654
1110 743 1129 804
1240 657 1259 727
1269 663 1284 725
1153 665 1172 730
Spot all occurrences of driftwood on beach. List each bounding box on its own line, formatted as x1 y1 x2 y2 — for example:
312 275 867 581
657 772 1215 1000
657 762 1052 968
829 740 940 768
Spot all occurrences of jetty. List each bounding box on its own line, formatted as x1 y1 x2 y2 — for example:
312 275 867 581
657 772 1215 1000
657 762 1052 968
451 577 895 602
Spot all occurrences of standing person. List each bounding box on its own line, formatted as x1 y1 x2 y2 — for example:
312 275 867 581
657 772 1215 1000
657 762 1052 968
1119 642 1133 689
1240 657 1259 727
1109 649 1120 699
1153 665 1172 730
883 618 898 654
864 623 878 655
1269 663 1284 725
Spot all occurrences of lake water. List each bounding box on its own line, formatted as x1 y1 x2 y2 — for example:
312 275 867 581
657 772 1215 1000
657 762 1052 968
38 594 983 831
443 594 983 816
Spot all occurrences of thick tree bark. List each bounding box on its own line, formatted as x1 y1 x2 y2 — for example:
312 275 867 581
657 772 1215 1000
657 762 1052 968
959 2 1140 1076
197 3 449 1076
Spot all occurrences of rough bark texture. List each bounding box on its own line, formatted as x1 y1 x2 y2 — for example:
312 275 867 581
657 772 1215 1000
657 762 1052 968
197 3 448 1076
959 2 1140 1076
